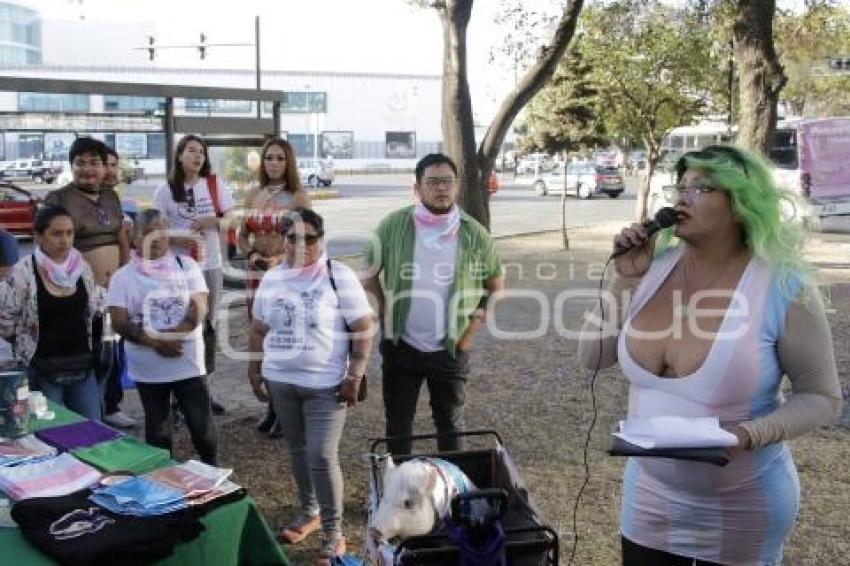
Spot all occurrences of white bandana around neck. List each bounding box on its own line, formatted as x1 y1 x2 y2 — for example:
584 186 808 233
412 202 461 252
34 247 85 291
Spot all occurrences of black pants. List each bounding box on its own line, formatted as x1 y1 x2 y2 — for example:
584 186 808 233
136 376 218 465
381 339 470 455
103 340 124 415
622 536 722 566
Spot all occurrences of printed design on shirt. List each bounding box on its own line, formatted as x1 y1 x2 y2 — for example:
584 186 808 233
147 296 187 329
49 507 115 540
134 277 191 334
176 192 215 221
266 289 324 352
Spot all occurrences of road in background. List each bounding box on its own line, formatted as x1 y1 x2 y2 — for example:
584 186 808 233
14 173 638 258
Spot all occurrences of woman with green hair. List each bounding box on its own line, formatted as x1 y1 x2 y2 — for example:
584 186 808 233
578 145 842 564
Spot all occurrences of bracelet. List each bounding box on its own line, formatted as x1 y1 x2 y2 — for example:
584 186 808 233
344 372 364 381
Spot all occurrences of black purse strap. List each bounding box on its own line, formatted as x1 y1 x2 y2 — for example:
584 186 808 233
326 258 353 335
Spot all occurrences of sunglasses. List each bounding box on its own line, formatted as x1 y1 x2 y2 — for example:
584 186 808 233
285 233 322 244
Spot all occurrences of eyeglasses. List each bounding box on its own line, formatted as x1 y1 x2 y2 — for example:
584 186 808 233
72 159 104 168
264 155 286 161
285 233 322 245
422 176 455 189
665 180 718 202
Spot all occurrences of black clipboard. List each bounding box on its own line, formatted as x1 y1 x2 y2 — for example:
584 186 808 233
608 435 730 466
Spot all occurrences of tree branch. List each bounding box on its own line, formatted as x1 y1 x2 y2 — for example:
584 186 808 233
478 0 585 168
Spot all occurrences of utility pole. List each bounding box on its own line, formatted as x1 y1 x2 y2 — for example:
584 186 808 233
255 15 261 119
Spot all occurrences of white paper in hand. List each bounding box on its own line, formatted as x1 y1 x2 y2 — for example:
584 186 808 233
614 416 739 449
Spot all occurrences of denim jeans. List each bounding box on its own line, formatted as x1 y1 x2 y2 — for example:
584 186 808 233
135 376 218 465
380 339 470 456
30 368 102 422
266 381 347 537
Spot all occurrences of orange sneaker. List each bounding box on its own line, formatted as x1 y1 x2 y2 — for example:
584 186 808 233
278 514 320 544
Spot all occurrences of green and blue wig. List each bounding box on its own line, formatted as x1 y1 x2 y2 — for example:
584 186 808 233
656 144 812 295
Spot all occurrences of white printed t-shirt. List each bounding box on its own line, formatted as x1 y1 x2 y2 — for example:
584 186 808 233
152 177 235 270
107 255 208 383
401 231 457 352
252 258 373 389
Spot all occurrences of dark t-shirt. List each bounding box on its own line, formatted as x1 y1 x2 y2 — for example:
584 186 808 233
44 185 123 252
32 262 90 360
11 489 205 566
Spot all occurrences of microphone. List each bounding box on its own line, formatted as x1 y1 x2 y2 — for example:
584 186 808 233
612 207 680 258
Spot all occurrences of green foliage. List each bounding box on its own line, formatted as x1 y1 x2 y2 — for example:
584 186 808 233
775 3 850 115
580 0 720 158
221 147 254 187
520 45 605 154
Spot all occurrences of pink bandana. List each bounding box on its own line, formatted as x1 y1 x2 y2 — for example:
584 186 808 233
412 202 461 251
129 250 180 280
34 247 84 291
281 254 328 281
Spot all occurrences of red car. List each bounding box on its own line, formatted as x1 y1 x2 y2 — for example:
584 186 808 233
0 182 40 236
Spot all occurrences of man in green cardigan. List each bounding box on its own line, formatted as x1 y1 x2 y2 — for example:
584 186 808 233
362 154 504 455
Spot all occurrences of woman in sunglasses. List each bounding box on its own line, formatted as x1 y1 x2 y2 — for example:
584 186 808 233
578 145 841 564
247 208 374 564
238 137 312 437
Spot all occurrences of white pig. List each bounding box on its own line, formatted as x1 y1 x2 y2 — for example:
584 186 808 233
369 456 475 542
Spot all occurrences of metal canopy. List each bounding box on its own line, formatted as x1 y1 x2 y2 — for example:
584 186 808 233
173 116 276 136
0 76 283 171
0 75 285 102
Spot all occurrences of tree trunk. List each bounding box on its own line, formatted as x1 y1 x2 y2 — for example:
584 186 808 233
637 141 661 222
437 0 585 230
733 0 787 155
438 1 485 224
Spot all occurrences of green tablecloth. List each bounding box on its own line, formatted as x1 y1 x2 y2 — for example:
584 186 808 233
27 403 86 432
0 403 289 565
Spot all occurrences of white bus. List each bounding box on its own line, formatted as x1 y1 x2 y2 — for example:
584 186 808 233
645 117 850 230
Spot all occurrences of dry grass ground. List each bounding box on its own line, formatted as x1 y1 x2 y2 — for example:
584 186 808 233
173 227 850 565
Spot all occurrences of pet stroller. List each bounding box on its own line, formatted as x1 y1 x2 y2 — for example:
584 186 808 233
366 430 559 565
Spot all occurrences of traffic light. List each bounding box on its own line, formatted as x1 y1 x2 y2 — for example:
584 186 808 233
828 57 850 71
199 33 207 60
146 35 155 61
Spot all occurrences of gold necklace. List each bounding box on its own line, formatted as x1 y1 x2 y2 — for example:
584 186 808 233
676 251 747 319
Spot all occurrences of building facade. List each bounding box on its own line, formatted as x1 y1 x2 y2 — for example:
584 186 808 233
0 4 442 171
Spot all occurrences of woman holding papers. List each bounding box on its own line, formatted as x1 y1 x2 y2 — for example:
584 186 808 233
578 145 841 564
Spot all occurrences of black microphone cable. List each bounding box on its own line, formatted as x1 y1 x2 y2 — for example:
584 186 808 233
567 253 614 566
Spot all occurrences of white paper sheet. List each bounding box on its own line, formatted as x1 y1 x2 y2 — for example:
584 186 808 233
613 416 739 449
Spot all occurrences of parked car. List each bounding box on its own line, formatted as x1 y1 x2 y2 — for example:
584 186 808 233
0 159 61 184
532 164 625 199
516 153 556 175
299 158 335 188
0 182 41 236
